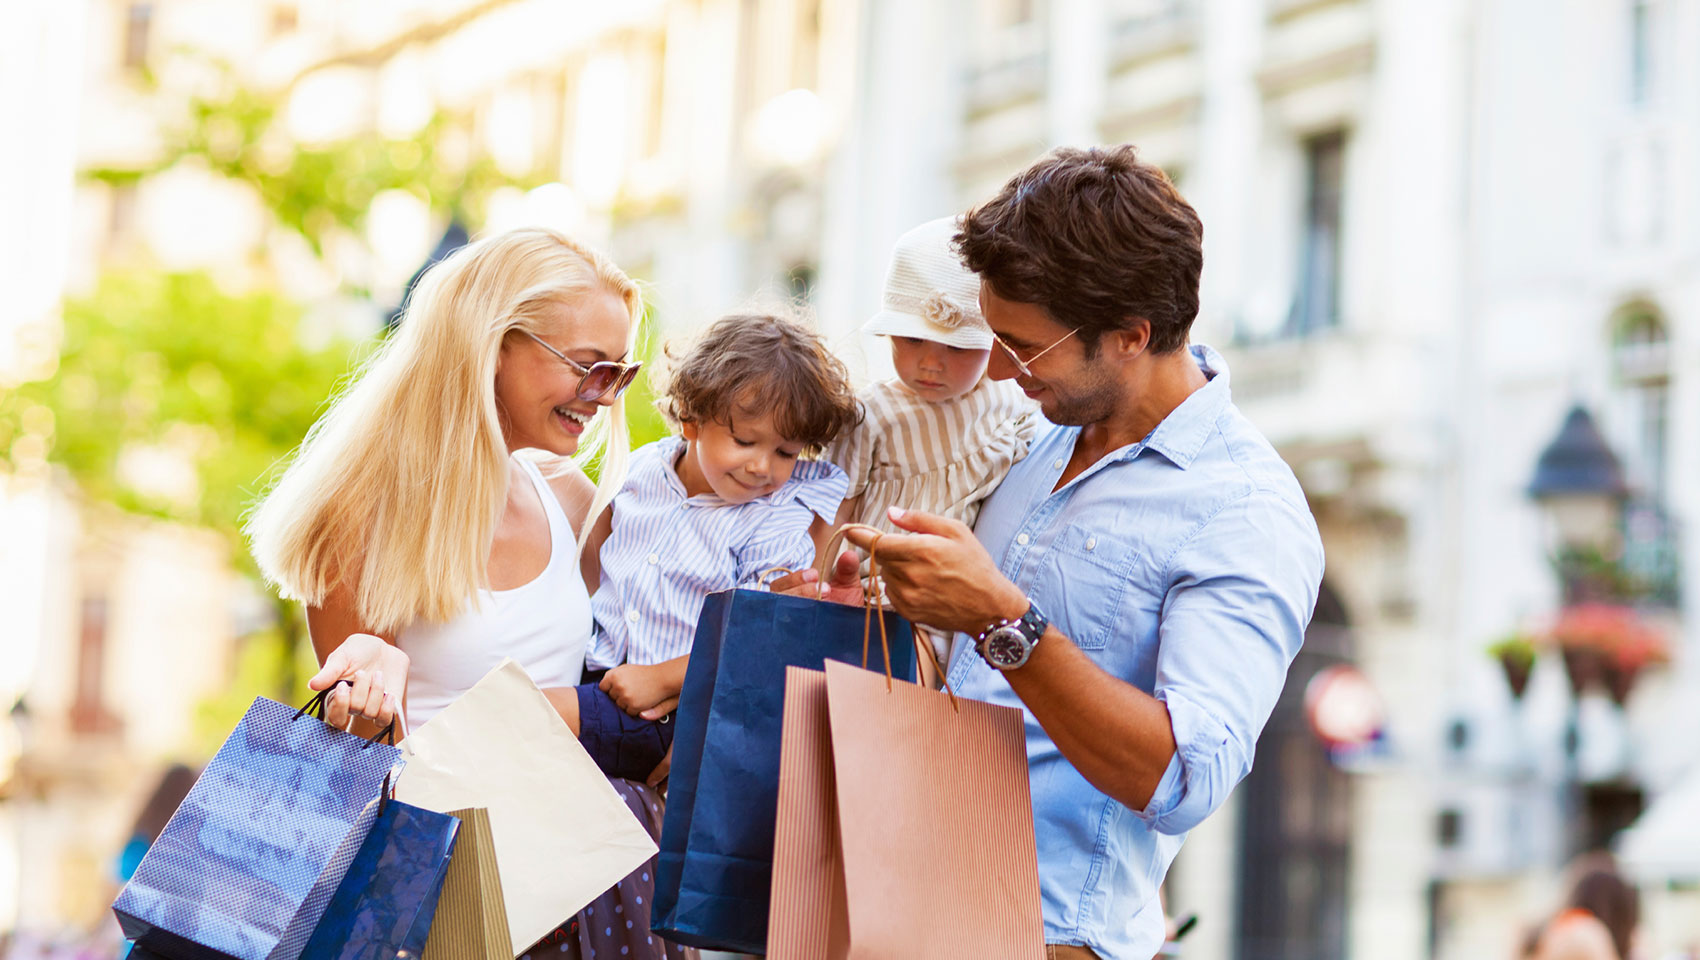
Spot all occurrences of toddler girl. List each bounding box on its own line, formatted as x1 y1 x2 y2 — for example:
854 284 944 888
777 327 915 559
827 217 1038 665
562 309 861 781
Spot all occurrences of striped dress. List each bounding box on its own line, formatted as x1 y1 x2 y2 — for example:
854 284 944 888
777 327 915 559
584 435 848 670
827 375 1037 539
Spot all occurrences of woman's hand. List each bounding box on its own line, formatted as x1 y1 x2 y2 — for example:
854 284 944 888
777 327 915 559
645 745 673 787
308 633 409 731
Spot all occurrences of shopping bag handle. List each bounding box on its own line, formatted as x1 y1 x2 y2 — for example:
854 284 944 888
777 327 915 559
816 523 876 587
292 681 400 748
853 528 958 711
908 622 958 711
780 523 959 708
754 527 881 606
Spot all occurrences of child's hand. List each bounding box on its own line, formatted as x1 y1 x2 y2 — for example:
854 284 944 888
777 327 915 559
600 661 683 718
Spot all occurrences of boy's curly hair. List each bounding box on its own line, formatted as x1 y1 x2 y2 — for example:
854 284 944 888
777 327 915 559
661 308 861 455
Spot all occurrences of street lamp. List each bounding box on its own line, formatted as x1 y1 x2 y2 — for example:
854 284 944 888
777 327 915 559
1527 405 1629 574
1524 404 1636 856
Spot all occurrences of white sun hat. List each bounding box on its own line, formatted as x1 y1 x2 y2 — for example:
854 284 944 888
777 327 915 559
861 216 993 350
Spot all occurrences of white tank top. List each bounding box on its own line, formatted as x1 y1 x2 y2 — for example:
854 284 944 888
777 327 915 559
398 457 592 730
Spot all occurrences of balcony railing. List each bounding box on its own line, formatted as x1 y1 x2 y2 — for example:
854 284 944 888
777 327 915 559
1107 0 1199 66
1621 499 1682 609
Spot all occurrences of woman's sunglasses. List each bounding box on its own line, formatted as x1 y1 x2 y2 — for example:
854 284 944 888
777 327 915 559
522 331 643 402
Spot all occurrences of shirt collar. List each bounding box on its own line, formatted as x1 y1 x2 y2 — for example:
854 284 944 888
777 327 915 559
1139 343 1231 470
643 435 714 507
651 434 840 517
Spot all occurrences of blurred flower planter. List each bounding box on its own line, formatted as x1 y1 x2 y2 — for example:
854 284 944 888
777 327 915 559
1545 604 1670 705
1602 661 1639 708
1489 634 1538 700
1560 647 1601 698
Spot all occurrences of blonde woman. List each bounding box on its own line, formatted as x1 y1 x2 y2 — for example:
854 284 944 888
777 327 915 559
247 226 693 960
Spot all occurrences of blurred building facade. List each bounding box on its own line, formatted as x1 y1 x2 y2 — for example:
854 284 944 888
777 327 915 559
7 0 1700 956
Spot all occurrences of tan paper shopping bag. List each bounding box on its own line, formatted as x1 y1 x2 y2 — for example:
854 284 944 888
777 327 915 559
767 667 850 960
823 658 1046 959
394 659 657 956
422 807 512 960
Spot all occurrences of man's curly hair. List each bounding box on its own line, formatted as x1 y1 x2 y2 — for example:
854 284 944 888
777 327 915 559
661 308 861 455
956 144 1204 355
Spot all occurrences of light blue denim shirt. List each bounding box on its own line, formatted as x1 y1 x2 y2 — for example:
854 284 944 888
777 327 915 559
946 344 1324 959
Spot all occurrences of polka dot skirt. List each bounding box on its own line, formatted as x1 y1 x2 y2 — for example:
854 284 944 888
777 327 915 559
520 778 696 960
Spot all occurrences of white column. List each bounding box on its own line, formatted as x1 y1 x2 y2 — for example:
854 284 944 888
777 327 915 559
0 0 87 369
1191 0 1266 347
1047 0 1108 147
813 0 967 353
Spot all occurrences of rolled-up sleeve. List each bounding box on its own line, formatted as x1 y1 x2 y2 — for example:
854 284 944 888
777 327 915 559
735 504 820 587
1134 488 1324 835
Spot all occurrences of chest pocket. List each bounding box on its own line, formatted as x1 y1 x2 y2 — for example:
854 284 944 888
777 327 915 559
1037 523 1140 651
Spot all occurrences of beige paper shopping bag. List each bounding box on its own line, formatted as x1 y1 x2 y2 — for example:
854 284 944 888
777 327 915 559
767 667 850 960
422 807 513 960
822 658 1046 959
394 659 657 956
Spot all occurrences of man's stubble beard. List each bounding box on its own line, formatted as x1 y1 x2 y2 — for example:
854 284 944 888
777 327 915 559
1036 356 1121 427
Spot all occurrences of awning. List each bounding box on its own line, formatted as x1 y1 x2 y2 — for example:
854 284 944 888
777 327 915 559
1615 764 1700 881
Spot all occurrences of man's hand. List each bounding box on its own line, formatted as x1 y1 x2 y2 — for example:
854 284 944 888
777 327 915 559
845 507 1028 636
767 548 863 605
600 659 685 717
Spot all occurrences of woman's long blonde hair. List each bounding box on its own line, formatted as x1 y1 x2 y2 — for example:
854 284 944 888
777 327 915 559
247 226 642 634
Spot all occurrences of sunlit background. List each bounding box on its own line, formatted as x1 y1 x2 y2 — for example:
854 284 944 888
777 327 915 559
3 1 1699 958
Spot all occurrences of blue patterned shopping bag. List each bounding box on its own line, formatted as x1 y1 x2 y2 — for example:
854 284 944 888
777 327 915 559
113 689 401 960
299 796 458 960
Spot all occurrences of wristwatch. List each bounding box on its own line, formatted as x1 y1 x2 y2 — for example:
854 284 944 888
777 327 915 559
975 599 1050 671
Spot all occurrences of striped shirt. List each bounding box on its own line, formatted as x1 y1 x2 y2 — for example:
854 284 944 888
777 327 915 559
827 376 1037 539
585 435 848 669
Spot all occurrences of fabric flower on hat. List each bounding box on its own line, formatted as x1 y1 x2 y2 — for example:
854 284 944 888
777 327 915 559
923 293 969 329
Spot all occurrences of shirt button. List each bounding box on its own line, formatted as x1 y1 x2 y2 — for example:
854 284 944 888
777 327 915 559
1052 458 1065 470
1086 537 1097 551
626 610 640 623
647 553 659 565
1016 533 1031 546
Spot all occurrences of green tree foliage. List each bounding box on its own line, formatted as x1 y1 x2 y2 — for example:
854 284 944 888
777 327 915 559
5 272 358 532
5 58 543 711
87 65 532 259
2 271 367 699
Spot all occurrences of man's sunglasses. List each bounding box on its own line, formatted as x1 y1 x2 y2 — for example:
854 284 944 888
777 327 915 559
992 327 1077 378
522 331 643 401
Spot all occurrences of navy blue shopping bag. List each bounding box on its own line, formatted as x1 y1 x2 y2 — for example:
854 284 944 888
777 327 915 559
651 587 916 954
113 688 400 960
299 795 458 960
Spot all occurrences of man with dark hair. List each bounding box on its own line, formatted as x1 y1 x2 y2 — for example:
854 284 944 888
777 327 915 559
790 145 1325 958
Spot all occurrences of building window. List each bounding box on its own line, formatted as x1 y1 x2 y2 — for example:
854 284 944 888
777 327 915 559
1611 304 1670 499
1000 0 1039 26
123 2 153 71
786 262 817 304
1289 131 1346 337
71 596 120 736
1610 304 1679 605
793 0 822 92
1629 0 1654 105
108 183 137 251
639 36 667 161
269 5 299 37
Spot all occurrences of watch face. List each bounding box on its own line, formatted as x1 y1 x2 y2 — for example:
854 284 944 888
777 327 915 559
983 626 1030 669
